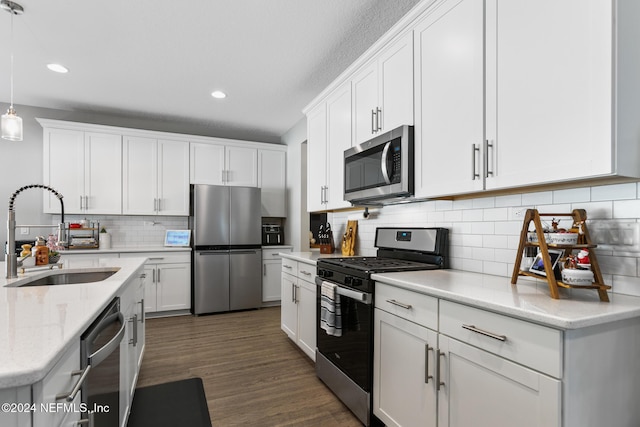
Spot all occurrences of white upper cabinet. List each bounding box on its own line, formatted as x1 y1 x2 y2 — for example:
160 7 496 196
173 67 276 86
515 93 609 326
258 149 286 217
415 0 640 198
306 102 328 212
190 142 258 187
484 0 614 190
123 136 189 216
352 31 414 146
414 0 484 197
306 82 353 212
43 127 122 214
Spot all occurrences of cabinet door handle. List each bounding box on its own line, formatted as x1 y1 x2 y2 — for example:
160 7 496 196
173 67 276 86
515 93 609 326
56 365 91 402
386 299 412 310
471 144 480 180
436 350 445 391
157 269 161 282
85 196 89 210
291 282 296 303
129 314 138 346
152 269 156 283
462 324 507 341
263 264 266 276
484 139 494 177
139 299 144 323
79 195 83 210
371 109 377 134
376 107 382 131
425 344 433 384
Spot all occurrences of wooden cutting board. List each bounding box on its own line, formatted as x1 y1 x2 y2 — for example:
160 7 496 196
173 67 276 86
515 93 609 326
341 220 358 256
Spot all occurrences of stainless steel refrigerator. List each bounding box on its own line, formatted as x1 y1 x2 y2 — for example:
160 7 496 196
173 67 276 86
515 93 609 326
190 184 262 315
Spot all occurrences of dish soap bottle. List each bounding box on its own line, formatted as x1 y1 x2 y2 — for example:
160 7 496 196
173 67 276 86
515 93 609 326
33 236 49 266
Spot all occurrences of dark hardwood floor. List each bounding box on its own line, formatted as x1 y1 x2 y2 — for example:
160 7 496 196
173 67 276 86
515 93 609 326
136 307 363 426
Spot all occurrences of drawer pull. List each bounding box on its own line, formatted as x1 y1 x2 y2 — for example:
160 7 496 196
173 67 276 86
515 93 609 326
300 270 312 276
283 264 293 269
386 299 412 310
462 324 507 342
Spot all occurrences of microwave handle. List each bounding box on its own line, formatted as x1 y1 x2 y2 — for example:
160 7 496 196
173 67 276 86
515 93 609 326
380 141 392 185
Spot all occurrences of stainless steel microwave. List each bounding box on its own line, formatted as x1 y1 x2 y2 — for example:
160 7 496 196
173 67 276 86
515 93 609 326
344 125 414 205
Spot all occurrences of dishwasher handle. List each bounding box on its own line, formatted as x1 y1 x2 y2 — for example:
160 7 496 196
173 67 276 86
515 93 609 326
89 312 126 367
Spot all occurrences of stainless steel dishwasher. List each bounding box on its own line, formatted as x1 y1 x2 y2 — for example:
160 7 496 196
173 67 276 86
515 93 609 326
79 297 126 427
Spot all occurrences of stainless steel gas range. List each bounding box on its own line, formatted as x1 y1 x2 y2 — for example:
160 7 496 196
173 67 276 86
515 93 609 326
315 227 448 426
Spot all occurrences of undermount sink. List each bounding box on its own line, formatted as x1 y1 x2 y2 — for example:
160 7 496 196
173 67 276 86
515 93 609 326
8 269 120 287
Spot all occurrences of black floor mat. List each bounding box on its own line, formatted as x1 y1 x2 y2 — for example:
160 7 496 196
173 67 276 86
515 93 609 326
127 378 212 427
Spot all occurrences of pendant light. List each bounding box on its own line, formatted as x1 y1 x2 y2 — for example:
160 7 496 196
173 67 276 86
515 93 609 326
1 0 24 141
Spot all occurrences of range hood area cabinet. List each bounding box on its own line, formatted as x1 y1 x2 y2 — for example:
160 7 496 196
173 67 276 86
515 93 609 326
43 126 122 215
306 82 353 212
352 31 414 146
413 0 640 198
123 136 190 216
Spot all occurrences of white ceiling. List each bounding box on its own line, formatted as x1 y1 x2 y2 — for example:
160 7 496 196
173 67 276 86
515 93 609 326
0 0 421 143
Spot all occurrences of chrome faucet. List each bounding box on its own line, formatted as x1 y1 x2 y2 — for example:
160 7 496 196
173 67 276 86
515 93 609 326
5 184 65 279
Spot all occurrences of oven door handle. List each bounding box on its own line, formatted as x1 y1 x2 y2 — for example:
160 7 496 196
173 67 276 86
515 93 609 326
89 312 126 367
316 278 372 305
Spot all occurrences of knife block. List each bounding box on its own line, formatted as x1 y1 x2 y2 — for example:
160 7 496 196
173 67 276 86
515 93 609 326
319 231 335 254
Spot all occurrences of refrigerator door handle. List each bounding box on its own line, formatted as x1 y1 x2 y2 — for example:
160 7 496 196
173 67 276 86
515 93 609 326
198 251 229 255
229 250 259 255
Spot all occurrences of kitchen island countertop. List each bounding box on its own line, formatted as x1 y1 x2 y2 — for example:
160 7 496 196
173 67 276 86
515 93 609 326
0 257 146 388
372 269 640 330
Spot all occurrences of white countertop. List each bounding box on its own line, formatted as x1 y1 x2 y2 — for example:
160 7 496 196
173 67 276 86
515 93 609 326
372 269 640 330
60 246 191 254
0 257 147 388
279 251 347 264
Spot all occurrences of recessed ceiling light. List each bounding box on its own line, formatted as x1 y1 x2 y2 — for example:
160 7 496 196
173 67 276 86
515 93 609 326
47 63 69 73
211 90 226 99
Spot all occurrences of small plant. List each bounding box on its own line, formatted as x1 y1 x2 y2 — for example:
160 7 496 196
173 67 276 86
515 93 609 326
100 227 107 233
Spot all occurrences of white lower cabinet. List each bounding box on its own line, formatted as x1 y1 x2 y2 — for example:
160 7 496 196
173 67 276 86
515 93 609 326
262 247 293 305
280 258 316 361
121 252 191 315
437 335 560 427
374 283 560 427
374 308 437 427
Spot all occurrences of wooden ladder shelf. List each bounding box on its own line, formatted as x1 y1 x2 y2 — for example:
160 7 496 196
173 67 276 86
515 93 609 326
511 209 611 302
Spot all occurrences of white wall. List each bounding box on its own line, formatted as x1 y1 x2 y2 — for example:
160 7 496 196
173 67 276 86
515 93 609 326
281 118 309 251
330 183 640 298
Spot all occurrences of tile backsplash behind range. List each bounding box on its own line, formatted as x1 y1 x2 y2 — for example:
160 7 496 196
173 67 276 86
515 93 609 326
330 182 640 297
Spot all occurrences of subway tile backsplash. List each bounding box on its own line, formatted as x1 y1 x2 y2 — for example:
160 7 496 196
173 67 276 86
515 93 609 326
330 182 640 297
52 215 188 248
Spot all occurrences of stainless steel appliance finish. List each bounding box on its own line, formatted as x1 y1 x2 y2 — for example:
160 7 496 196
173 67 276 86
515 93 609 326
79 297 126 427
315 227 448 426
191 185 262 315
344 125 414 206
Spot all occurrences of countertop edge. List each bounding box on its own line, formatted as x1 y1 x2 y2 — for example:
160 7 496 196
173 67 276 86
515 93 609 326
371 270 640 330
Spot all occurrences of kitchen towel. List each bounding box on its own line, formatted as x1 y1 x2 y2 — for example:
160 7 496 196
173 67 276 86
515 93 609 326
320 281 342 336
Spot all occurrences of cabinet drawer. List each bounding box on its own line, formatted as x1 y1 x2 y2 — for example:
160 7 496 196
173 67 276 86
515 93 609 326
296 261 316 283
440 300 562 378
375 283 438 330
282 258 297 274
263 247 293 260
